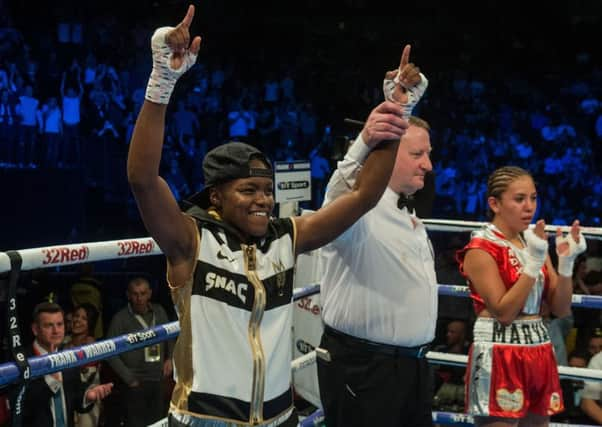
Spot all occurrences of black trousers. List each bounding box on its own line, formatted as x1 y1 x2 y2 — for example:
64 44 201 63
317 328 434 427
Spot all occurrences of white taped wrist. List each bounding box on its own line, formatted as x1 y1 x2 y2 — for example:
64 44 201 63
344 133 371 164
557 257 574 278
555 232 587 277
145 27 198 104
383 72 429 119
523 257 545 280
522 228 548 279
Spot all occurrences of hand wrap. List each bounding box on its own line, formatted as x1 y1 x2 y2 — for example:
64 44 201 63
383 72 428 119
145 27 198 104
522 228 549 279
556 232 587 277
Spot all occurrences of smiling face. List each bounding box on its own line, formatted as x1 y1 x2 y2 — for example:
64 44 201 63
211 159 274 240
489 174 537 235
71 307 89 337
388 124 432 195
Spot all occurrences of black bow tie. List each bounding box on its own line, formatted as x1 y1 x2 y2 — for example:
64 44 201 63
397 194 415 212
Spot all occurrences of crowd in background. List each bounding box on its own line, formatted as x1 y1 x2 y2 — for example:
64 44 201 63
1 4 601 231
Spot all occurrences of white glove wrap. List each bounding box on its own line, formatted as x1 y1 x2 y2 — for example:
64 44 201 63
145 27 198 104
556 232 587 277
522 229 549 279
383 72 429 119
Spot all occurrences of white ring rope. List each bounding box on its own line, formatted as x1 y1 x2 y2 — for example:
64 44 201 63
423 219 602 240
0 237 160 274
293 349 602 383
2 218 600 274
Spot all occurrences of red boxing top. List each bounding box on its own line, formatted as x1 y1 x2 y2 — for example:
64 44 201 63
456 225 550 315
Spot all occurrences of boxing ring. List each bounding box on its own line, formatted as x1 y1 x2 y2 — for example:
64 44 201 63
2 219 602 426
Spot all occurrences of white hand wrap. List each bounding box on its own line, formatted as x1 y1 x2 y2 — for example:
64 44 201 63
522 229 549 279
383 72 429 119
556 232 587 277
145 27 198 104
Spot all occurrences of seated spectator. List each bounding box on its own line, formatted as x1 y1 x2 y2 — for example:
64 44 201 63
584 270 602 296
573 255 591 295
542 302 573 366
553 350 593 424
23 302 112 427
588 329 602 358
432 319 470 412
580 350 602 424
64 304 101 427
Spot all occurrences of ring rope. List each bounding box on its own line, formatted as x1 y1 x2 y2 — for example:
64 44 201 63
423 219 602 239
293 349 602 383
1 235 601 309
0 237 160 274
0 286 319 387
4 318 602 387
437 284 602 309
298 409 598 427
2 217 600 274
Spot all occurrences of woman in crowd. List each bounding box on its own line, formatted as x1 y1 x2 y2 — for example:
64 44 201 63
65 303 101 427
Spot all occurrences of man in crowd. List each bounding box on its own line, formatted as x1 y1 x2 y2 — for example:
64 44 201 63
24 302 112 427
106 276 173 427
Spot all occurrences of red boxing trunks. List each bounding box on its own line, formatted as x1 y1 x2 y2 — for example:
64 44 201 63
465 317 563 418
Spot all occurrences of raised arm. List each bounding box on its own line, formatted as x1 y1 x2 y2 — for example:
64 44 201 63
323 45 427 205
127 5 202 267
294 101 406 254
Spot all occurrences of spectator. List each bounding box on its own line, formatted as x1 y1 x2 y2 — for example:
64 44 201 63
16 84 39 167
227 98 253 140
106 277 173 427
309 144 330 209
580 350 602 424
64 304 102 427
0 88 17 165
60 67 83 167
588 329 602 358
23 302 112 427
37 96 62 168
432 319 470 412
553 350 593 424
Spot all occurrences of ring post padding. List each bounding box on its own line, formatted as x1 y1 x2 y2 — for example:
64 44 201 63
6 251 29 427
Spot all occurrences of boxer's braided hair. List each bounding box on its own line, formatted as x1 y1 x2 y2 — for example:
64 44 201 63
486 166 533 219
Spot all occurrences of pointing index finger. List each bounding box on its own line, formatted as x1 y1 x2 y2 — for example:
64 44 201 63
180 4 195 28
399 44 411 69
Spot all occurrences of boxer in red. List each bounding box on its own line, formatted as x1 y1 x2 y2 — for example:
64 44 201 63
456 166 586 427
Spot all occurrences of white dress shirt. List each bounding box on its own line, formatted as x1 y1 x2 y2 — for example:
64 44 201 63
319 135 438 347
